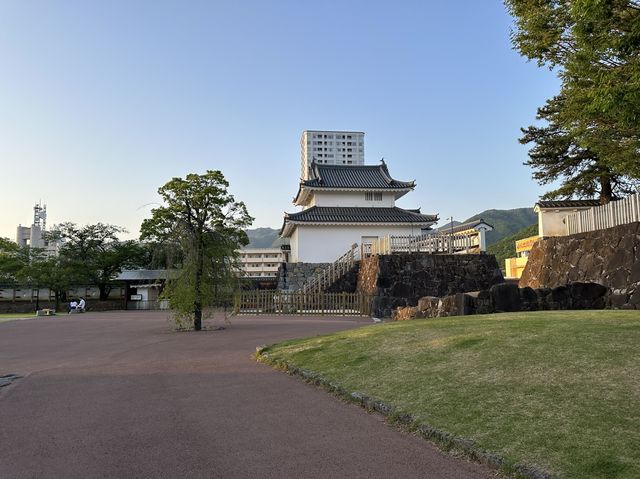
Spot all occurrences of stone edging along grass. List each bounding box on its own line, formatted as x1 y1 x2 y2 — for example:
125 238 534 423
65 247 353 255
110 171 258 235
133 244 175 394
255 345 551 479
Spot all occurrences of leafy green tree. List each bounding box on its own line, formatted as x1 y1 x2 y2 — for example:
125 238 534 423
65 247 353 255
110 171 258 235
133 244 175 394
19 250 84 310
140 170 253 331
48 223 148 300
0 239 81 310
0 238 29 285
505 0 640 196
520 95 638 202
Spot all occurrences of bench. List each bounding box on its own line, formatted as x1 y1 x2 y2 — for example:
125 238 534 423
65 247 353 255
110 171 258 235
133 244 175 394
36 309 56 316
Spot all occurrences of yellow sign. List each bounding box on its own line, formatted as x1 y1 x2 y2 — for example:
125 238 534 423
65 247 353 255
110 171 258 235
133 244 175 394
516 235 539 253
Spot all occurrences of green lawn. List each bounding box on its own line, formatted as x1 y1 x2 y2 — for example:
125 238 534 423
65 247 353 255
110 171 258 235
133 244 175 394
0 313 36 319
261 311 640 479
0 312 66 321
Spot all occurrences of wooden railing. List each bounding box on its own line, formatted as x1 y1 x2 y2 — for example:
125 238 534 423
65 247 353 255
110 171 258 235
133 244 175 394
233 290 372 316
565 193 640 235
365 231 480 256
301 243 360 295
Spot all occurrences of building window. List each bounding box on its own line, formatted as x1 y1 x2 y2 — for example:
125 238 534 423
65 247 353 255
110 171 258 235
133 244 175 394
365 192 383 201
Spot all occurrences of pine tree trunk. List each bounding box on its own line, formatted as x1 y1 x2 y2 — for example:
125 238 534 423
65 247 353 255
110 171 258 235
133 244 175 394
599 176 613 204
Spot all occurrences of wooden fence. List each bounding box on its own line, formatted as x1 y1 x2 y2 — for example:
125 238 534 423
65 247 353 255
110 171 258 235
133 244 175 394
565 193 640 235
365 231 479 256
233 290 372 316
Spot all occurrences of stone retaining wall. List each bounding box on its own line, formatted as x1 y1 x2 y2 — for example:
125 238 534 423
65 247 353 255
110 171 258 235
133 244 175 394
276 262 330 291
520 222 640 309
393 282 609 320
357 253 504 318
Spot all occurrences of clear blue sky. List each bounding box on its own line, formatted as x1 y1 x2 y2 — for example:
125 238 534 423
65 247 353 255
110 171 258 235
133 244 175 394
0 0 559 240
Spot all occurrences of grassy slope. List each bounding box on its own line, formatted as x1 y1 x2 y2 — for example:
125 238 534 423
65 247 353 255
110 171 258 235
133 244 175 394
465 208 537 246
487 223 538 272
264 311 640 479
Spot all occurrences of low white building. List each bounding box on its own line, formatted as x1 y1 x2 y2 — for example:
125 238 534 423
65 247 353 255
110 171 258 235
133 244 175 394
534 200 600 237
238 248 285 278
281 160 438 263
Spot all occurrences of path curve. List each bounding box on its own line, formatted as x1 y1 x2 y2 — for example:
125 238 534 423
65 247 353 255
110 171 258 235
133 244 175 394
0 311 492 478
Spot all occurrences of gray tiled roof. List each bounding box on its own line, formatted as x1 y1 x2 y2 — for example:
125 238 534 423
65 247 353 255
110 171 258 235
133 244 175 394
115 269 176 281
436 219 494 234
536 199 601 208
285 206 438 224
304 162 414 189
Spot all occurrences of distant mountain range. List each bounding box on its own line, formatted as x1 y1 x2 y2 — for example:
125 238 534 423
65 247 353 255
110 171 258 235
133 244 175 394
245 207 537 249
463 208 536 246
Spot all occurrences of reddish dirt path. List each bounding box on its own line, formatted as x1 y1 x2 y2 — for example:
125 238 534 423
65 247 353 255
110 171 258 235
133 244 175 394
0 311 492 478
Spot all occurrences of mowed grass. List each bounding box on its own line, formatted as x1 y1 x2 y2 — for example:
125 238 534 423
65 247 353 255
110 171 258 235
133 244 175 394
0 312 66 321
0 313 36 320
263 311 640 478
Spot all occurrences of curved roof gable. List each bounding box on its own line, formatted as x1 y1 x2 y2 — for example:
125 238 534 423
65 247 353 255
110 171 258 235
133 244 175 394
280 206 438 237
294 160 416 205
304 161 415 189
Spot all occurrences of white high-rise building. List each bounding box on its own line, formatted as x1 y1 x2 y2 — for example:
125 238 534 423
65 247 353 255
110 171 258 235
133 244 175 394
16 203 63 256
300 130 365 180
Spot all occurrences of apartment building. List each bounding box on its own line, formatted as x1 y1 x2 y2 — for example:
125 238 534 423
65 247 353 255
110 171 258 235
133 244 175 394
300 130 365 180
238 248 285 279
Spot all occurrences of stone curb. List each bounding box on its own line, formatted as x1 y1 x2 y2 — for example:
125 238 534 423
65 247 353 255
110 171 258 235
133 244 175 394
0 374 22 389
255 345 552 479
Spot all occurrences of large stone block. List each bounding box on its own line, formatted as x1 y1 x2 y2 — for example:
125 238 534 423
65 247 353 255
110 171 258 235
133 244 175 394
474 289 494 314
569 282 608 309
519 287 539 311
417 296 439 313
548 285 571 310
490 283 521 312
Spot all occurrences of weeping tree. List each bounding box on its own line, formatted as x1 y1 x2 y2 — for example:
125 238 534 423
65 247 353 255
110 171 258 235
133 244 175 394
140 170 252 331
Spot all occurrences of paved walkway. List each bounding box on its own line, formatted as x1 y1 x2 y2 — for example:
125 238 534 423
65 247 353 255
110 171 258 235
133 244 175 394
0 312 492 478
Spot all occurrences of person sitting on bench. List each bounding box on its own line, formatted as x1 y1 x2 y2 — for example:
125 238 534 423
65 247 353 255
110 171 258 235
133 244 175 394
78 297 86 312
69 299 78 313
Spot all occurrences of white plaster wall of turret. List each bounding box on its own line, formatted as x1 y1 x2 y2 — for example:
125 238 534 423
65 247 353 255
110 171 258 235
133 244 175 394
291 224 425 263
308 191 396 208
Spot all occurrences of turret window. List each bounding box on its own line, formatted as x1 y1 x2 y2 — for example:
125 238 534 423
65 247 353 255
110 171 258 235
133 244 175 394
365 192 383 201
